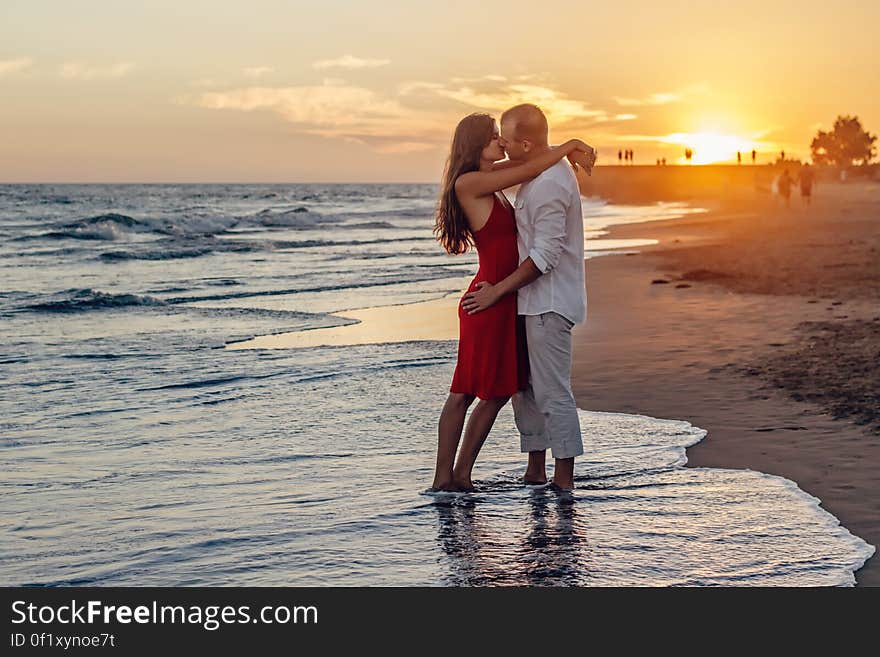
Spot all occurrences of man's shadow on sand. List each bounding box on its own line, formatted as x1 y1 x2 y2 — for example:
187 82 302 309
432 486 588 586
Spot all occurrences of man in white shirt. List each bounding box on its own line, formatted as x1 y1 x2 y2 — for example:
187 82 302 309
461 104 591 491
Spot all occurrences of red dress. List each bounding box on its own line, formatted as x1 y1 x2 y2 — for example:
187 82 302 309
450 194 529 399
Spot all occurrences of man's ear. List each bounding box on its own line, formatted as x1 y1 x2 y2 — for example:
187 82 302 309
522 139 532 153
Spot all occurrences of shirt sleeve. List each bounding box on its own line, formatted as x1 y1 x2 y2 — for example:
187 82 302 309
526 177 569 274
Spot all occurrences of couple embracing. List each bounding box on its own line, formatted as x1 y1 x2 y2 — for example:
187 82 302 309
431 104 595 493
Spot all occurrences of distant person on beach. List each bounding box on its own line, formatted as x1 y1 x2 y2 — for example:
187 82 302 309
752 149 756 164
460 104 591 492
737 151 742 164
778 169 793 207
798 164 815 205
431 109 595 492
618 149 623 164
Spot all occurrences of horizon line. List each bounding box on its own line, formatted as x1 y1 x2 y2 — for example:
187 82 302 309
1 163 817 185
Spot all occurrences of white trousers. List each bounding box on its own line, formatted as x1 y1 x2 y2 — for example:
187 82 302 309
512 312 584 460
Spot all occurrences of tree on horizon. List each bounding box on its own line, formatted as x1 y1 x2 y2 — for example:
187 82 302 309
810 115 877 166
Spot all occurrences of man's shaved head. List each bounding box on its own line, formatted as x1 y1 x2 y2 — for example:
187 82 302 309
500 104 549 145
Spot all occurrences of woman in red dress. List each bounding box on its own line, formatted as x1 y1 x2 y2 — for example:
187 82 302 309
430 113 592 491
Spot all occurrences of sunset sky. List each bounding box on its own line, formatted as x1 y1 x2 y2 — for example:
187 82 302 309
2 0 878 182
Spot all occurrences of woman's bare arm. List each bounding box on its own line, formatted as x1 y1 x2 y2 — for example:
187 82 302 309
490 159 520 172
456 139 592 198
491 144 594 173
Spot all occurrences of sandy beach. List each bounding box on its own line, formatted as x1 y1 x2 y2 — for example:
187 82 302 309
227 294 461 349
219 167 879 585
573 169 879 585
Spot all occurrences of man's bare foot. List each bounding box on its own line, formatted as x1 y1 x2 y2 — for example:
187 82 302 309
548 478 574 492
523 466 547 485
524 451 547 485
551 457 575 491
523 468 547 486
549 482 575 504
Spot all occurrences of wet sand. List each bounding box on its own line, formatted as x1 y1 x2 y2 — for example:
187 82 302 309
573 178 880 585
227 294 460 350
227 169 880 585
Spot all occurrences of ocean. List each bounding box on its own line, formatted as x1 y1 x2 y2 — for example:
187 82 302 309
0 183 873 586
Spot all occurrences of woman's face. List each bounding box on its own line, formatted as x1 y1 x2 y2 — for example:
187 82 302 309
480 123 506 163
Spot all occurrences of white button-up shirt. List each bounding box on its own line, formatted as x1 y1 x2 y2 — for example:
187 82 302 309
513 159 587 325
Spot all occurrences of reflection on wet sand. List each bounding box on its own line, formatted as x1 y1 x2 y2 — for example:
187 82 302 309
433 488 587 586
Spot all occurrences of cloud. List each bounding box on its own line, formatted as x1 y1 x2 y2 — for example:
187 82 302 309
243 66 274 78
60 61 135 80
187 76 630 152
0 57 33 76
188 81 448 147
376 142 435 154
648 129 772 145
614 92 682 106
401 79 611 126
397 81 445 95
313 55 390 70
191 78 226 87
344 137 436 154
450 74 507 84
614 85 708 107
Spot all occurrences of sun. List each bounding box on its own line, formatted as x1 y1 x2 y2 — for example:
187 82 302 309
662 132 759 164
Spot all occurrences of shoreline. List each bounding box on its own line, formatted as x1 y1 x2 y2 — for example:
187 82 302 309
223 180 879 585
226 294 461 350
575 181 879 585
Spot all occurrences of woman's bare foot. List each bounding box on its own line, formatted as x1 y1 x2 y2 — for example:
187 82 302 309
452 477 475 492
429 481 460 492
452 463 476 492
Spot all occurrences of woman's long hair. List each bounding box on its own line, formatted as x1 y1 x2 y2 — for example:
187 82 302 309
434 113 495 254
